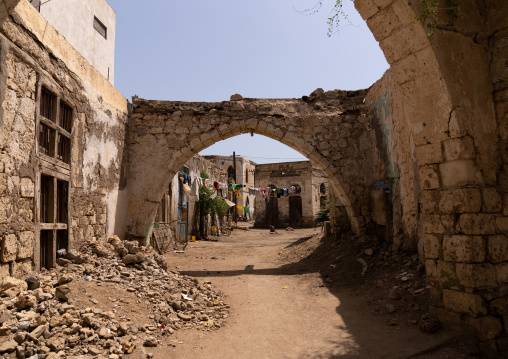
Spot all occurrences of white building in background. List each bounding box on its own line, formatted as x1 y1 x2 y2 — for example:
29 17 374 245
29 0 116 84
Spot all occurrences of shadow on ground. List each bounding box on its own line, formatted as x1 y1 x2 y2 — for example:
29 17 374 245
180 230 480 359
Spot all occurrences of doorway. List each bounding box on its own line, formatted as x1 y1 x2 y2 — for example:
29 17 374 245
177 167 189 243
289 196 303 228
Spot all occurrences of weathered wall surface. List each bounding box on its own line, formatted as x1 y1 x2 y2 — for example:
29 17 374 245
0 0 128 276
126 90 372 241
157 154 227 240
35 0 116 84
254 161 327 228
356 0 508 351
202 155 257 217
366 70 418 251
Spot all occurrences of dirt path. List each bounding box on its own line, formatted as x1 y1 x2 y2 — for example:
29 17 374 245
156 228 460 359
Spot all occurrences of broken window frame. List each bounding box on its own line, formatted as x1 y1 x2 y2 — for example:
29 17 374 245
35 82 73 270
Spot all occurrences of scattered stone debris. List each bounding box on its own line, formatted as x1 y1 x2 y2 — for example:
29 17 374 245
0 236 229 358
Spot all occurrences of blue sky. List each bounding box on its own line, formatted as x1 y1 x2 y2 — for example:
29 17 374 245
108 0 388 163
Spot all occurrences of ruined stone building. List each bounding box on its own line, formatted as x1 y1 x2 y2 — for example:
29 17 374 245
253 161 327 228
203 155 257 219
0 0 508 351
154 155 227 242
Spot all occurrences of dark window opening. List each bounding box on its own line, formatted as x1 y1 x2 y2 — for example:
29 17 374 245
40 175 54 223
93 16 107 39
57 134 71 164
57 180 68 223
320 183 326 194
39 123 55 157
245 169 249 184
59 101 73 132
56 230 68 254
227 166 234 180
40 230 53 270
40 87 56 122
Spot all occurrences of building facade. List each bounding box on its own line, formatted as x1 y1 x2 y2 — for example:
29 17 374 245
203 155 257 220
29 0 116 84
254 161 327 228
154 155 227 242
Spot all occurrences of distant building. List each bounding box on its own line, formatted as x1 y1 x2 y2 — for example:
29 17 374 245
203 155 257 220
254 161 327 228
29 0 116 84
154 155 227 242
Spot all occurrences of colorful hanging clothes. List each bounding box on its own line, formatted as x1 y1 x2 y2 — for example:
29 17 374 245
244 207 250 214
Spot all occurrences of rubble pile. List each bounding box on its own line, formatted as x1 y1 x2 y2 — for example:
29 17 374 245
0 236 229 358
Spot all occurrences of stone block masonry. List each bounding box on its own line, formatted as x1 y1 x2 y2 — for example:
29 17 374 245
0 1 129 275
126 89 373 241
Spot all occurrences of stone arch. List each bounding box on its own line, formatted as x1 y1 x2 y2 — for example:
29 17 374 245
126 91 372 241
355 0 507 348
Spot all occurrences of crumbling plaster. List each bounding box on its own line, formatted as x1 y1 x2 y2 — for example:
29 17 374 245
0 0 129 275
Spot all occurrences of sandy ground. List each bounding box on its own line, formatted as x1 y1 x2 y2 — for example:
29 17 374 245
145 227 470 359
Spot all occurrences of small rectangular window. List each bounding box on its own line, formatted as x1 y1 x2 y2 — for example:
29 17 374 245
56 179 68 223
57 134 71 164
40 87 56 122
40 230 53 270
39 123 55 157
59 101 73 133
40 174 54 223
93 16 107 39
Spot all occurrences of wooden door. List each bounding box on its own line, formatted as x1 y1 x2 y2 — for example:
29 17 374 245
266 197 278 227
289 196 303 228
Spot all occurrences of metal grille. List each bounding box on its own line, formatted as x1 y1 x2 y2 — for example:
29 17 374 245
59 102 72 132
40 87 55 121
93 16 107 39
57 134 71 164
39 123 54 156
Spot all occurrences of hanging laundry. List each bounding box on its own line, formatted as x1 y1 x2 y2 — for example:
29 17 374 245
205 179 210 187
213 181 220 189
244 207 250 214
191 177 202 199
236 205 244 211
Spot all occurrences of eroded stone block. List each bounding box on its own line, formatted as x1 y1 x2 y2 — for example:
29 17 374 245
17 231 33 260
474 316 503 341
439 160 477 187
456 263 496 289
1 233 17 262
423 234 440 259
418 165 440 190
496 216 508 235
443 136 475 161
443 289 487 316
425 259 456 283
21 178 35 197
482 188 502 213
416 143 443 165
496 263 508 283
488 235 508 263
443 235 486 263
456 213 496 235
490 298 508 315
438 188 482 214
422 214 455 234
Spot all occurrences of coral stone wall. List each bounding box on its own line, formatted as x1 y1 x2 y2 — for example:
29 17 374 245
0 0 128 276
